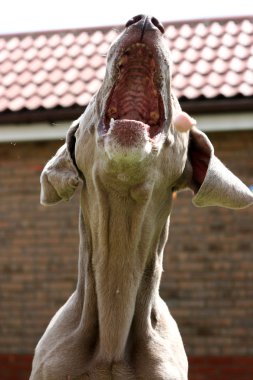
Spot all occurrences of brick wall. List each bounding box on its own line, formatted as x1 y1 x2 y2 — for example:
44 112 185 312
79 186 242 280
0 131 252 379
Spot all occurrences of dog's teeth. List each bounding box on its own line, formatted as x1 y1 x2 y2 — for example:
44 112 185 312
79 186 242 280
109 118 115 128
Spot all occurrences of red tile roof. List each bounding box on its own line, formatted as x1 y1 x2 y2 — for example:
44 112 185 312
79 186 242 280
0 16 253 114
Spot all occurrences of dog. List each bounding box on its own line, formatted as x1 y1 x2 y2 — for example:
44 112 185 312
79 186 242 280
30 15 253 380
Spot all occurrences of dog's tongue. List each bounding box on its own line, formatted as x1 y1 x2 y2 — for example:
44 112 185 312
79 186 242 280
108 119 150 146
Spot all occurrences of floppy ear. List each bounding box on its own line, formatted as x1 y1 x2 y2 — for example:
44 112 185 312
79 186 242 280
183 126 253 209
40 121 81 206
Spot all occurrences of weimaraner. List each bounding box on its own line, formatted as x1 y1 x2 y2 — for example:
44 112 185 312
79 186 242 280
30 15 253 380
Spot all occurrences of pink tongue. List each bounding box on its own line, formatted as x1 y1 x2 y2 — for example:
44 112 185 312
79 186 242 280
174 112 196 132
109 119 150 146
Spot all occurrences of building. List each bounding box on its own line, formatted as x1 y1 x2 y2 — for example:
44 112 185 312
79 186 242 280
0 16 253 380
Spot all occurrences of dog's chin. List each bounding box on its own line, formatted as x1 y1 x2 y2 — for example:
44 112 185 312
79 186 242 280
104 119 152 163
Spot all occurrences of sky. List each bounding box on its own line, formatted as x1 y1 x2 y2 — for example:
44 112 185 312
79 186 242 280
1 0 253 34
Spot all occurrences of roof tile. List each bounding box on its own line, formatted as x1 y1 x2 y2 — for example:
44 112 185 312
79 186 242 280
22 82 37 98
179 24 193 39
74 55 88 69
10 48 23 62
86 78 101 94
53 45 67 59
0 38 6 50
44 57 58 72
76 32 89 46
104 30 118 43
212 58 228 74
243 69 253 85
33 69 47 85
37 82 53 98
183 86 201 99
217 46 233 60
59 93 76 107
174 36 188 51
2 71 17 87
173 73 188 90
13 59 27 74
90 31 104 45
24 47 38 61
62 33 76 47
90 54 105 69
190 35 205 50
5 84 21 100
220 83 239 97
0 49 8 63
0 16 252 113
6 37 19 51
241 19 253 34
83 43 96 57
225 71 242 87
0 97 9 112
48 68 63 84
208 72 225 88
184 47 199 63
48 34 61 48
189 73 206 89
195 59 211 75
20 36 33 50
234 44 249 59
80 67 95 82
76 92 92 106
97 41 110 56
26 94 42 110
178 60 194 76
171 49 184 64
42 94 59 109
200 46 216 61
54 81 69 97
237 32 251 47
247 56 253 70
206 34 220 49
225 20 239 36
195 23 209 38
38 46 52 60
64 67 79 83
165 25 178 40
70 79 86 95
29 58 43 73
229 57 246 73
209 22 224 37
58 56 73 71
202 84 219 98
0 60 13 75
68 44 81 58
9 95 25 111
34 35 47 49
239 82 253 96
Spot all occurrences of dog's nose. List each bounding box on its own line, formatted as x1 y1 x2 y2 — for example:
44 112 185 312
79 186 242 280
125 14 165 34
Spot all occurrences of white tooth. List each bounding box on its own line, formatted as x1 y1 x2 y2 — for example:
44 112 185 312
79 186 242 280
109 118 115 128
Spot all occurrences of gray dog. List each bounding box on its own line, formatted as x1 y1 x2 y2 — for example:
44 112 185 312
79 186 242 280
30 15 253 380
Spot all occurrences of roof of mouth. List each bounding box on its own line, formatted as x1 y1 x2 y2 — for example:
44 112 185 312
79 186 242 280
0 15 252 122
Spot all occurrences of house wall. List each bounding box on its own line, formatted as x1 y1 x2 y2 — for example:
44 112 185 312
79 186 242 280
0 131 253 379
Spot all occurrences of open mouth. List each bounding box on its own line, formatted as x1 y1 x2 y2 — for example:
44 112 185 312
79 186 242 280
102 43 165 140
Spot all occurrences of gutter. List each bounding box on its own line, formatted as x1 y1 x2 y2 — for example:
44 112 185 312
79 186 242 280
0 112 252 143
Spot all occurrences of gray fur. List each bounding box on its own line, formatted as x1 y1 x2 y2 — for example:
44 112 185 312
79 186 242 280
30 17 253 380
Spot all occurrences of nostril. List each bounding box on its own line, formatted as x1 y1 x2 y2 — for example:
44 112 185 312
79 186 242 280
151 17 165 34
125 14 144 28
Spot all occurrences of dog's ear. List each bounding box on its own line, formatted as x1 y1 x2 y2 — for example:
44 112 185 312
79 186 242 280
40 121 81 206
180 127 253 209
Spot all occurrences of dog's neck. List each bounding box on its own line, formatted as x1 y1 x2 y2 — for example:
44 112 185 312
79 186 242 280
76 170 172 362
